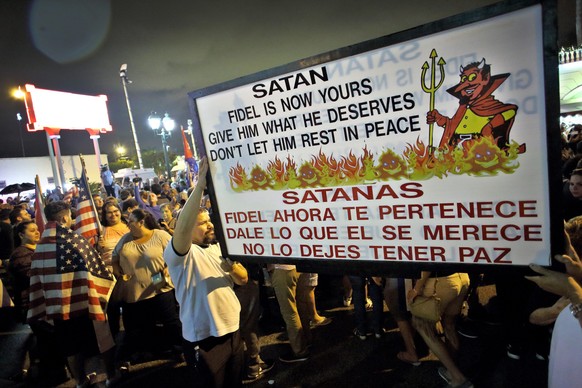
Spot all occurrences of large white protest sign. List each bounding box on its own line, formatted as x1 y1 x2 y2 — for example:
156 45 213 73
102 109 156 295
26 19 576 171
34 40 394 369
189 2 560 268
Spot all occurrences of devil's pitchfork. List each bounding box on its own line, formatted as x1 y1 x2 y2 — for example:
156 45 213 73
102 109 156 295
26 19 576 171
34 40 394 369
421 49 446 154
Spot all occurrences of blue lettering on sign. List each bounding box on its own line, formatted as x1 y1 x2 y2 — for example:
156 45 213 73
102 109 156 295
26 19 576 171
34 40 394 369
521 96 537 114
505 96 538 115
371 74 389 91
444 53 478 76
497 69 533 92
326 42 421 77
513 69 533 90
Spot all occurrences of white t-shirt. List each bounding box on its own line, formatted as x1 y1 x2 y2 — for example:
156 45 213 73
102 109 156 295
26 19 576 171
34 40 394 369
548 304 582 387
163 242 240 342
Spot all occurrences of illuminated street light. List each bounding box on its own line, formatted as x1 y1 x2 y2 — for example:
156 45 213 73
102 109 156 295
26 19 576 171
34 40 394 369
148 112 174 181
120 64 144 169
115 145 126 156
12 88 25 99
115 144 127 161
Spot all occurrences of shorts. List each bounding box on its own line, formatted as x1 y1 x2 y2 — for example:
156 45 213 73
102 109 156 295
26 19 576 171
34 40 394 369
297 272 318 287
421 273 470 317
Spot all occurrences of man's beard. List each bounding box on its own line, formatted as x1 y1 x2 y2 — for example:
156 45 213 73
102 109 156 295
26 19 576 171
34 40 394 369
203 231 216 245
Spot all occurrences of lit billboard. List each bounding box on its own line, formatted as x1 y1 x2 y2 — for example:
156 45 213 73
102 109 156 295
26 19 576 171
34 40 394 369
24 84 112 133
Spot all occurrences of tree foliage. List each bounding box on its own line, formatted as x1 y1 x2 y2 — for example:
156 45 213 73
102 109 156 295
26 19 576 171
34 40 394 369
107 149 178 177
141 149 178 177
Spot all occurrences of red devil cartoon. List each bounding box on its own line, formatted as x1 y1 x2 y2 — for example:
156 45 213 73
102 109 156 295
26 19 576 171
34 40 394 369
427 58 523 152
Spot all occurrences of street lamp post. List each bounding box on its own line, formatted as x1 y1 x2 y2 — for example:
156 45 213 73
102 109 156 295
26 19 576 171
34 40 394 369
120 64 144 169
148 112 175 181
16 113 26 157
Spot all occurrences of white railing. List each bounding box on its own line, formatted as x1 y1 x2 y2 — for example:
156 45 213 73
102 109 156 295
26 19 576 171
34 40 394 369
560 47 582 64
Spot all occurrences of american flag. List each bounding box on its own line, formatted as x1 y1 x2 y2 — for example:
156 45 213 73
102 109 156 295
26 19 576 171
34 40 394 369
63 186 79 205
27 221 115 322
74 167 101 246
34 175 46 235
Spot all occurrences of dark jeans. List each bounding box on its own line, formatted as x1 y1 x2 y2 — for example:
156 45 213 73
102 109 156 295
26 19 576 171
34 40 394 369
120 290 182 360
495 273 555 353
104 184 115 197
183 330 244 388
107 282 124 340
29 321 69 384
349 276 383 333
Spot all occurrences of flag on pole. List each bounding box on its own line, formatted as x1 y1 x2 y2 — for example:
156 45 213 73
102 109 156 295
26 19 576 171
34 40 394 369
63 186 78 205
181 126 198 187
27 221 115 322
34 175 46 236
74 157 101 246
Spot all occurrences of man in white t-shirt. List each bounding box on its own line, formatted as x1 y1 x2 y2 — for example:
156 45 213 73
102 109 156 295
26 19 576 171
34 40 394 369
164 157 248 387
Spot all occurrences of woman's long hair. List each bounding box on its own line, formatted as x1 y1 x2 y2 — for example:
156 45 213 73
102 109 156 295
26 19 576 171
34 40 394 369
130 208 159 230
13 220 36 247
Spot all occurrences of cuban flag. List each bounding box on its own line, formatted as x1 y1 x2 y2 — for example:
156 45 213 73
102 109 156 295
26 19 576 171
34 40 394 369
181 126 198 187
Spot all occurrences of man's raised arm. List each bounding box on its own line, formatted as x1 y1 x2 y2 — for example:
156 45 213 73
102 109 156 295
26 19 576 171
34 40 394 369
173 157 208 255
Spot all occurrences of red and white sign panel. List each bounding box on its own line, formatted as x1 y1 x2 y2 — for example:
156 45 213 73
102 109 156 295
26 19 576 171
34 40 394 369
24 84 112 133
190 3 557 267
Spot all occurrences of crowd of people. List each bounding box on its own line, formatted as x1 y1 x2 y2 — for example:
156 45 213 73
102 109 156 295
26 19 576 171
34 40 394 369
0 145 580 387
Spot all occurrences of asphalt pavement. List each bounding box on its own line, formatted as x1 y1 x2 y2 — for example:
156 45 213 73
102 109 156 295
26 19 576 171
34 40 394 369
0 275 549 388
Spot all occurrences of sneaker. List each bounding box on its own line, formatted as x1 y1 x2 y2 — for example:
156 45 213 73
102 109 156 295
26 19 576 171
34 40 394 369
279 351 309 363
311 317 332 328
396 352 421 367
86 372 97 384
258 359 275 374
445 380 474 388
353 328 367 340
243 360 275 384
343 296 352 307
365 298 373 310
457 320 479 339
243 372 265 385
8 369 27 382
506 344 522 360
438 367 452 384
76 381 91 388
119 361 130 374
105 371 123 387
535 341 549 361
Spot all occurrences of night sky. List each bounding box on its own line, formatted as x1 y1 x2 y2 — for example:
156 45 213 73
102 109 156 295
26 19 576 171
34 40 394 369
0 0 576 163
